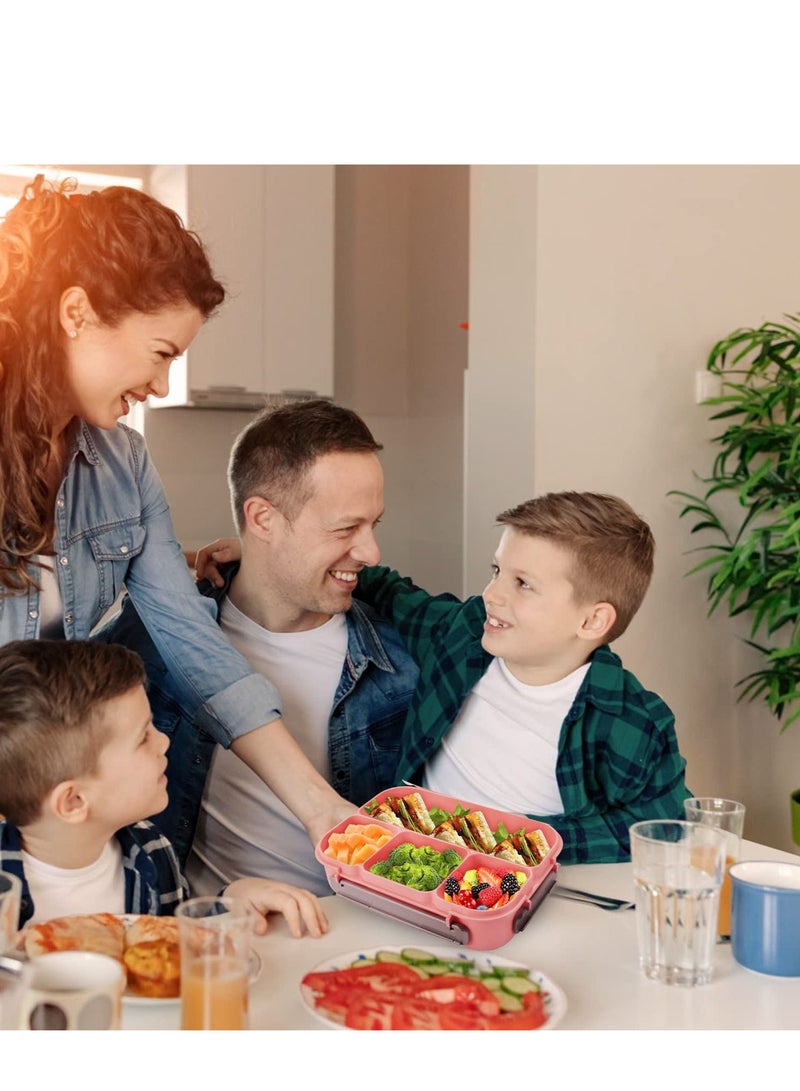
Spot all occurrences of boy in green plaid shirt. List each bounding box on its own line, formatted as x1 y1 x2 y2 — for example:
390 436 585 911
355 491 690 864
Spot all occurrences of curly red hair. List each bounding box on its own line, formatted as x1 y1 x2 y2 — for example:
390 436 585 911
0 175 226 594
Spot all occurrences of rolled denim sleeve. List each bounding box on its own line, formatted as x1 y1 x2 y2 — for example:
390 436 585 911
122 433 282 747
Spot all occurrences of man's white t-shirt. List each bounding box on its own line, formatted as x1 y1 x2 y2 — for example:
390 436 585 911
185 598 347 897
23 839 125 924
423 658 590 815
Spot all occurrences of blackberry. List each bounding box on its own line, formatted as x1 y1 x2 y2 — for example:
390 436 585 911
500 873 520 895
471 882 491 899
443 876 460 896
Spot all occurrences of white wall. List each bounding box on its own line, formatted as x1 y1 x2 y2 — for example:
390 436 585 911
465 165 800 853
146 163 800 853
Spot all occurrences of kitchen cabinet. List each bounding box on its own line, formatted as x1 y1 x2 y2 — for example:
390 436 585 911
148 165 334 408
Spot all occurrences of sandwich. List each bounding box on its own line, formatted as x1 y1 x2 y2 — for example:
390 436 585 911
450 810 497 854
431 818 467 846
500 827 550 866
369 792 436 835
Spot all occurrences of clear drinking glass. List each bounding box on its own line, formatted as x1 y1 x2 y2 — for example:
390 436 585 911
683 797 745 939
0 873 21 954
630 819 727 986
176 896 253 1030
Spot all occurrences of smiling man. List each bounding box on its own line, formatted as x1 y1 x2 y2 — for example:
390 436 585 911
97 400 419 895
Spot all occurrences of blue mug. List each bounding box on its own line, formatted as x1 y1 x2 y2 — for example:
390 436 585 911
730 860 800 977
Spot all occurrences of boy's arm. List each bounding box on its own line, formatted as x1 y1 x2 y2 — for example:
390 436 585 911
355 566 466 663
527 701 690 865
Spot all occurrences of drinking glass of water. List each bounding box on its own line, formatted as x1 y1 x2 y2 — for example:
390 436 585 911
630 819 727 987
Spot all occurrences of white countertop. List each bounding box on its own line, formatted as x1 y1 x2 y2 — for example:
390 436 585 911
121 837 800 1033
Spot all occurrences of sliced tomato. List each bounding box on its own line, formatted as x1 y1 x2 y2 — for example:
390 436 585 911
302 961 421 996
438 1003 490 1030
344 993 398 1030
390 996 444 1030
409 975 501 1015
313 985 374 1022
484 989 547 1030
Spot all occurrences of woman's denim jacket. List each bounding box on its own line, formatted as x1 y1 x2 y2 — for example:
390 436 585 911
0 421 283 745
98 562 420 866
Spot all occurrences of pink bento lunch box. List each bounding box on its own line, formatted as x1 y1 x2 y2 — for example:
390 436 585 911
315 786 563 950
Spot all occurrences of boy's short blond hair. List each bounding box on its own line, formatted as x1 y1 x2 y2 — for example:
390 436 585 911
496 492 655 643
0 640 146 827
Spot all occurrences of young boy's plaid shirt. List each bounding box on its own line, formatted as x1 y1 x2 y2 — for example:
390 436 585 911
0 820 188 926
357 566 690 863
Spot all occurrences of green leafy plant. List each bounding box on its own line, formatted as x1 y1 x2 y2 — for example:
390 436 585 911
669 314 800 730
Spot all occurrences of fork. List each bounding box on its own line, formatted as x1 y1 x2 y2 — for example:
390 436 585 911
552 884 636 911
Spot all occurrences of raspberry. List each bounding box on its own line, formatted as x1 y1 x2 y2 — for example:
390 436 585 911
477 885 503 907
443 876 460 896
500 872 521 895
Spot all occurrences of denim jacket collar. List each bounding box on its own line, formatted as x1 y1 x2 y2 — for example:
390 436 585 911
201 562 399 681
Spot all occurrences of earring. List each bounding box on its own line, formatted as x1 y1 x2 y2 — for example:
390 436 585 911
68 330 78 339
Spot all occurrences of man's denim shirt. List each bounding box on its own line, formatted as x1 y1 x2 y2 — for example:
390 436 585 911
0 421 283 745
98 562 420 866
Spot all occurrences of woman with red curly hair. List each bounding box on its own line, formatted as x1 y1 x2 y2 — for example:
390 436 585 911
0 175 352 846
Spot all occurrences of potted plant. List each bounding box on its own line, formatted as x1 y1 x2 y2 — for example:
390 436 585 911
669 315 800 844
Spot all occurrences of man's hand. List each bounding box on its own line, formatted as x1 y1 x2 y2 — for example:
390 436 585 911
194 537 241 587
225 878 330 938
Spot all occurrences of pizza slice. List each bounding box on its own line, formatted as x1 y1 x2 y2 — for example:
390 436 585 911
23 912 125 962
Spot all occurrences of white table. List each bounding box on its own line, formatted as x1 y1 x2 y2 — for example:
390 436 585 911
121 837 800 1032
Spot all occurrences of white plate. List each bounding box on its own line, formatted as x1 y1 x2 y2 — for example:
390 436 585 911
299 945 567 1030
123 947 263 1007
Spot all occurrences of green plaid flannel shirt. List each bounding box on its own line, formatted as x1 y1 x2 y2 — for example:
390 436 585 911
356 566 690 864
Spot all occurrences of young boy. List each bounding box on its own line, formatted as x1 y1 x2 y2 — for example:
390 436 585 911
0 639 329 937
355 491 691 863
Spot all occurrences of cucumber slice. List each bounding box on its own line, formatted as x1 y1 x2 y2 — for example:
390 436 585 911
497 991 525 1012
400 947 438 965
374 950 406 963
500 975 541 996
479 975 503 991
418 960 453 976
350 957 377 967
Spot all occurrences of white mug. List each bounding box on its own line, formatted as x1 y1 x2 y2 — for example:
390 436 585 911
19 951 125 1030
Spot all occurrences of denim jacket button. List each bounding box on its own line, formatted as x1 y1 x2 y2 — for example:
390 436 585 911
120 545 129 555
64 614 73 624
59 556 69 566
29 610 38 620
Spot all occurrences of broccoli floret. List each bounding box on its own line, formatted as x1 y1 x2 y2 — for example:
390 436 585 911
415 865 444 891
440 849 462 874
387 843 414 868
369 859 391 878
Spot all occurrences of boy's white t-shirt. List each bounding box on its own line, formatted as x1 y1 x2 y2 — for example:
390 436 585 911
22 839 125 924
423 657 590 815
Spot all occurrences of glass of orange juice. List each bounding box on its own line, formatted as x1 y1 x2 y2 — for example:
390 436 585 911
176 896 253 1030
683 798 745 940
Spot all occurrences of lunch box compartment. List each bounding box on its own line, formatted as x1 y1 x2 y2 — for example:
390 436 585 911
315 786 563 950
352 828 468 904
319 814 400 870
432 852 535 909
